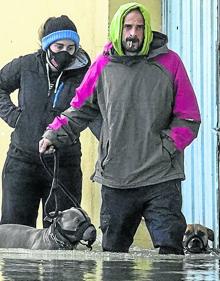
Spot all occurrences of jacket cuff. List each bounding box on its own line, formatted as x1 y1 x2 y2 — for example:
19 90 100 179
42 129 61 148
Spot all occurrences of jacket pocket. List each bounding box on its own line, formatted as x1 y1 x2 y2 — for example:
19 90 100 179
8 108 22 128
100 140 110 170
14 111 22 128
161 136 176 158
161 136 177 169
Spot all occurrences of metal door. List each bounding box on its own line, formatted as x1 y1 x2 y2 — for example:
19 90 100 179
163 0 219 246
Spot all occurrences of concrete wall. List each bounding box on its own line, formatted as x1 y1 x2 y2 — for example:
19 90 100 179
0 0 161 248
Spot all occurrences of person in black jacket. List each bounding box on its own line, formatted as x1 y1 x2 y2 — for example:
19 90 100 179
0 15 92 227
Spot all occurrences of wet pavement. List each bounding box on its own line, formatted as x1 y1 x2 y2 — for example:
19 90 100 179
0 244 219 281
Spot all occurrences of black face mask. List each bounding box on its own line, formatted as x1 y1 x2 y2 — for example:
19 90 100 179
47 49 73 71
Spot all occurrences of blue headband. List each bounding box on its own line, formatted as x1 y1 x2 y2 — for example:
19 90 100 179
41 30 80 51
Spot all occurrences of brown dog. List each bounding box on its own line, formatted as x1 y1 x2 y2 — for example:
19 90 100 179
183 224 214 253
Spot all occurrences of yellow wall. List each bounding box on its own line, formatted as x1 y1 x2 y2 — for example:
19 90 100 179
0 0 161 249
0 0 109 227
109 0 161 30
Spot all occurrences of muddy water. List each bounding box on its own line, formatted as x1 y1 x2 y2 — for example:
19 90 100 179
0 244 219 281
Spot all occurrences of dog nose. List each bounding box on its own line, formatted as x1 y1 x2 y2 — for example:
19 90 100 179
187 237 204 253
82 226 97 244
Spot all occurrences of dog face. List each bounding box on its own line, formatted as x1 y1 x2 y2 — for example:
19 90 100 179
183 224 214 253
54 207 96 248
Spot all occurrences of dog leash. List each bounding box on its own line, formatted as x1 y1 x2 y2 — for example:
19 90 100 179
40 149 81 219
40 150 96 250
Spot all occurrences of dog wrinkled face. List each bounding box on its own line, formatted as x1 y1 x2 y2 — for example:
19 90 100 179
183 224 214 254
183 231 206 253
57 208 96 247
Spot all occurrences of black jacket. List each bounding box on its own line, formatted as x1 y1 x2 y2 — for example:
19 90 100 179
0 48 91 162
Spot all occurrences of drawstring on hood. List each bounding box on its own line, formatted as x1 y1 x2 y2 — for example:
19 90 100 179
45 62 63 98
109 2 153 56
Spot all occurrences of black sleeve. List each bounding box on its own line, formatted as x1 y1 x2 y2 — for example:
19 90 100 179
0 57 22 128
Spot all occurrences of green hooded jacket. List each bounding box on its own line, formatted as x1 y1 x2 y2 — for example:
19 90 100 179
109 2 153 55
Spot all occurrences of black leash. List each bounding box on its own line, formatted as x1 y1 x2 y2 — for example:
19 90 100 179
40 150 81 219
43 150 59 219
40 150 95 250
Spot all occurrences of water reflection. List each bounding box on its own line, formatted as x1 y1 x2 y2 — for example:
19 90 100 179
183 257 220 281
101 259 186 281
0 249 219 281
2 258 40 281
1 258 96 281
146 259 185 281
102 261 138 281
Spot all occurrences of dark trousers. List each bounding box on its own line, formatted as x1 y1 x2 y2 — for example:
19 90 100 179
1 154 82 228
100 180 186 253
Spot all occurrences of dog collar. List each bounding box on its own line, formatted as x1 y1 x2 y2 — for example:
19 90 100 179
50 224 74 250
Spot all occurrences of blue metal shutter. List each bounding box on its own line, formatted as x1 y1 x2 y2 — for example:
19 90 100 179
162 0 218 246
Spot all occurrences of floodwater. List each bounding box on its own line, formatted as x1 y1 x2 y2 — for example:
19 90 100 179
0 243 219 281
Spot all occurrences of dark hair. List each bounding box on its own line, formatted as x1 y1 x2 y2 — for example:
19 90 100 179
38 15 77 41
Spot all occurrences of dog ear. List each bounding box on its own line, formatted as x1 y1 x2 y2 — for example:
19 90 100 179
44 216 53 223
44 211 62 222
206 227 214 241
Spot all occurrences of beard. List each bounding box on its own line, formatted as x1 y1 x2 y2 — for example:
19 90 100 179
122 37 142 54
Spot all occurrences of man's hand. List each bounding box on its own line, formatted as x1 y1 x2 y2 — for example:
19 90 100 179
39 138 55 154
